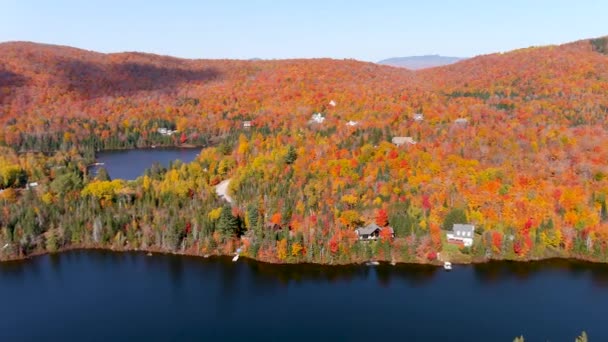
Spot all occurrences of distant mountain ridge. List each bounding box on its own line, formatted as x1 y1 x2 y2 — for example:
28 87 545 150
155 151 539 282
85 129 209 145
378 55 464 70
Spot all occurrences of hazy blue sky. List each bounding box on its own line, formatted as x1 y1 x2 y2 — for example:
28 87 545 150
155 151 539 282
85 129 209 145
1 0 607 61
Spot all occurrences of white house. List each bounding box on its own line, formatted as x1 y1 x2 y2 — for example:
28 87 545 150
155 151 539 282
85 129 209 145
446 224 475 247
392 136 416 146
329 100 336 107
310 113 326 124
27 182 39 189
157 127 178 136
413 113 424 121
243 121 253 128
346 120 358 126
454 118 468 125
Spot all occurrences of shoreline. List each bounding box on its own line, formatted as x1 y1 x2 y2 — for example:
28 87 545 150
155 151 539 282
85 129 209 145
93 144 204 153
2 244 606 267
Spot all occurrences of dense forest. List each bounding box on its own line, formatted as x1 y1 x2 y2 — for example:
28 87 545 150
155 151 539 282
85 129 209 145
0 37 607 264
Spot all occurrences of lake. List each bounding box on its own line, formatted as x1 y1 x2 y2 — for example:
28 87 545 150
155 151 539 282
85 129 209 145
1 251 607 341
91 148 201 180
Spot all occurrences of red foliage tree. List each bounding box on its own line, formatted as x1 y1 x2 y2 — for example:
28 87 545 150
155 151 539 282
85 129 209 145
422 195 432 211
492 232 503 253
329 236 339 254
375 208 389 227
379 227 393 242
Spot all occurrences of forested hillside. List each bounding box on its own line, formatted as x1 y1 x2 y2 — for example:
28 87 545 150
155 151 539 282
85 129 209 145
1 37 607 264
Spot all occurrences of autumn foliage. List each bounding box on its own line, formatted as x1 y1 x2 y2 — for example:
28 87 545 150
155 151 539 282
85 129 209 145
1 37 608 264
375 209 389 227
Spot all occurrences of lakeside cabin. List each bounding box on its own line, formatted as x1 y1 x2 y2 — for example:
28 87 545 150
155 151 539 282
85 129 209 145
446 224 475 247
355 223 394 241
157 127 178 136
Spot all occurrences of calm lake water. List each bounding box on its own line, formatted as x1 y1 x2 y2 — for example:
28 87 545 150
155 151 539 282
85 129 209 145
91 148 201 180
1 251 607 341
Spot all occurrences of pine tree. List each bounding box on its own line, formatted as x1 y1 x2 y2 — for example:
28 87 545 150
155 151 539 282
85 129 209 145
247 205 259 229
442 207 467 231
285 145 297 164
217 204 238 238
96 167 111 181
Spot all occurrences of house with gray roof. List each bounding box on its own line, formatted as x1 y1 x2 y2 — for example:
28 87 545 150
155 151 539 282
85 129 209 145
355 223 394 240
446 224 475 247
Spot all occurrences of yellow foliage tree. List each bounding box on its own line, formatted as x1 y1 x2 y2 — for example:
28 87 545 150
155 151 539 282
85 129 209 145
277 238 288 260
208 207 222 221
341 194 358 207
81 180 125 201
291 242 303 257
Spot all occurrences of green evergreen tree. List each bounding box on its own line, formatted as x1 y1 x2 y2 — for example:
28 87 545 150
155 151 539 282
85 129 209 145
442 207 468 231
217 204 238 238
95 167 111 181
285 145 297 164
50 171 83 195
247 205 259 229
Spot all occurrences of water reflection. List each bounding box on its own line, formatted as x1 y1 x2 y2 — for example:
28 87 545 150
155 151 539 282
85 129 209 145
473 259 608 289
244 259 368 285
0 258 30 278
4 251 608 291
379 264 438 287
239 258 439 288
167 255 185 290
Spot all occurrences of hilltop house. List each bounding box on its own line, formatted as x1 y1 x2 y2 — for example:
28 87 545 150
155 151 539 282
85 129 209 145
355 223 394 241
310 113 326 124
392 136 416 146
446 224 475 247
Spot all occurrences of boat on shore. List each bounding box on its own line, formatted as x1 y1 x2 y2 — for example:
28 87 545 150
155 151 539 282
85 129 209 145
444 261 452 271
366 261 380 266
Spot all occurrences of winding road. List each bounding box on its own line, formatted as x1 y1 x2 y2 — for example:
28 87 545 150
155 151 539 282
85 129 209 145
215 179 233 203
